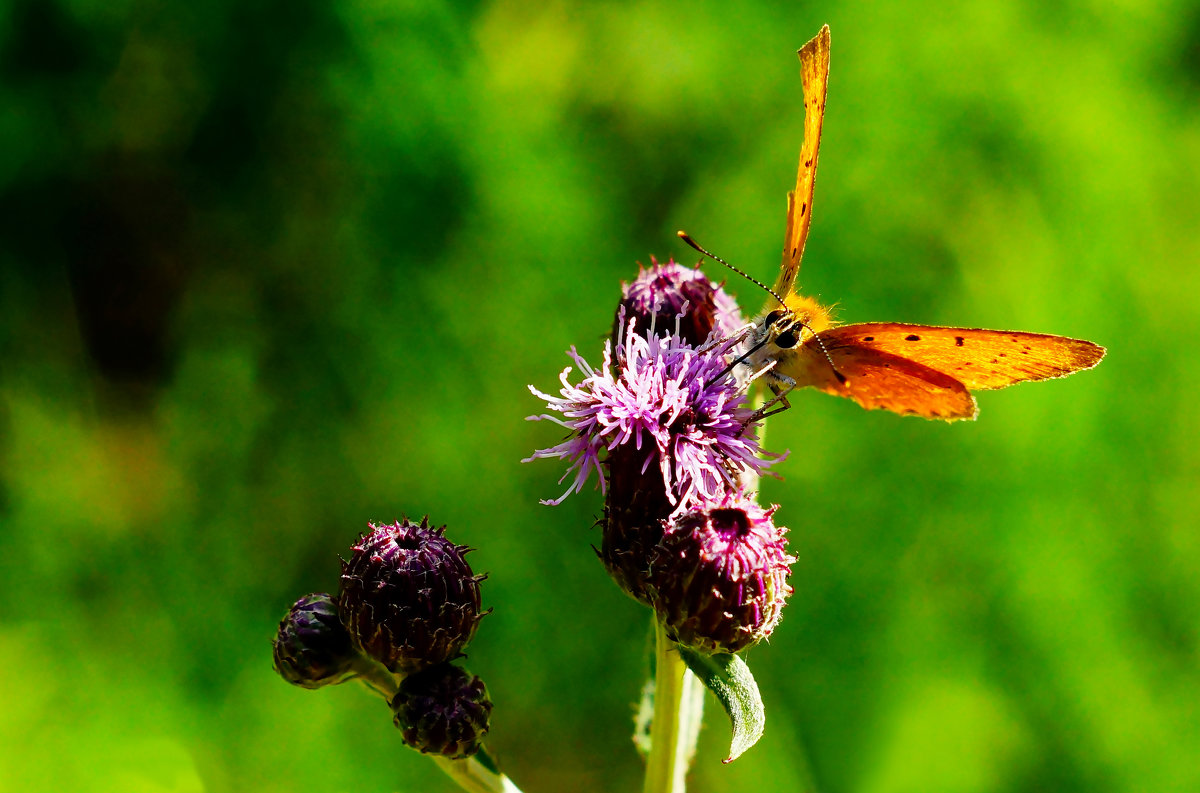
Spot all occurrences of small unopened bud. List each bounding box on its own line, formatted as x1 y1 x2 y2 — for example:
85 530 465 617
391 663 493 759
338 518 487 673
648 498 795 654
273 592 361 689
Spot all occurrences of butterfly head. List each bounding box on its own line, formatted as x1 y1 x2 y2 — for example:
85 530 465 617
746 292 843 387
758 291 833 347
677 230 843 382
763 305 801 352
762 309 801 349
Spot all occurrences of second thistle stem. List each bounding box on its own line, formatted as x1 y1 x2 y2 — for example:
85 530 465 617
643 622 705 793
433 757 524 793
352 655 400 699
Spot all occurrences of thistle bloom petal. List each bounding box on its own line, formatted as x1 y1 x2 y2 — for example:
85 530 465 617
525 321 777 512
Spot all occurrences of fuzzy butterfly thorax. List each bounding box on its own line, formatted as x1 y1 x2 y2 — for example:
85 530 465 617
739 294 834 388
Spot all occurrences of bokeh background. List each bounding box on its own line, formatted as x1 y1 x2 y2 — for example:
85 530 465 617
2 0 1198 791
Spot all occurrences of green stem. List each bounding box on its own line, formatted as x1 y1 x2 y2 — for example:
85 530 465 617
351 655 399 699
643 623 704 793
433 756 524 793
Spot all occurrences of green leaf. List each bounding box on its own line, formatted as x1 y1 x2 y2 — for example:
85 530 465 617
677 646 765 763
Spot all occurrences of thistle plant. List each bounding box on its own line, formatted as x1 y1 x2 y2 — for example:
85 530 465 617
271 23 1105 793
272 258 793 793
526 259 790 784
274 519 519 793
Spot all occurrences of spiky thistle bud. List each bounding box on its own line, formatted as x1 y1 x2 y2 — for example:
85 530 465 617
648 496 795 654
391 663 493 759
273 592 362 689
614 258 744 347
338 518 487 674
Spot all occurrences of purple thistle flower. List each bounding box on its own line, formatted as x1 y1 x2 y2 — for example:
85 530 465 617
526 259 785 603
525 320 777 513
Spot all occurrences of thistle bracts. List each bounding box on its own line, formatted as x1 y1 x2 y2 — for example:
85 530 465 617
338 518 487 674
391 663 493 759
524 258 798 765
614 257 744 347
273 592 362 689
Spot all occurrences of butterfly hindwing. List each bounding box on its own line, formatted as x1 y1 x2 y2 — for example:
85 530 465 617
796 343 979 420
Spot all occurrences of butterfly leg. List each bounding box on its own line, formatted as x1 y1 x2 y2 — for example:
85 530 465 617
739 375 797 433
754 379 795 421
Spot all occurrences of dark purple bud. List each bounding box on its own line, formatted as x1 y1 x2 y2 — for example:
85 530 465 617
601 443 671 604
273 592 361 689
338 518 487 674
648 497 795 654
614 258 744 347
391 663 493 759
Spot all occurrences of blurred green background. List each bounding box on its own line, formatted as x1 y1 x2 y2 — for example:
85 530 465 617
2 0 1198 791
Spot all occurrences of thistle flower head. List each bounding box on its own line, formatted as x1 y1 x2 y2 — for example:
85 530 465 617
647 493 795 654
338 518 487 674
616 257 744 346
527 260 784 602
272 592 362 689
391 663 493 759
525 321 775 511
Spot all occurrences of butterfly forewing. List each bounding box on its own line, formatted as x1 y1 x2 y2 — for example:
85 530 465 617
817 323 1106 390
773 25 831 304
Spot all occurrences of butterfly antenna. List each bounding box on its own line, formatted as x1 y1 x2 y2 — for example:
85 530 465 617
679 230 846 385
677 231 788 310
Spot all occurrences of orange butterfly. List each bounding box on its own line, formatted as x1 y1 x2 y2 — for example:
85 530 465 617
683 25 1104 421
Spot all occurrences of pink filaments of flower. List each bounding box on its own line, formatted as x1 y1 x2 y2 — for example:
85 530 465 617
524 320 779 511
